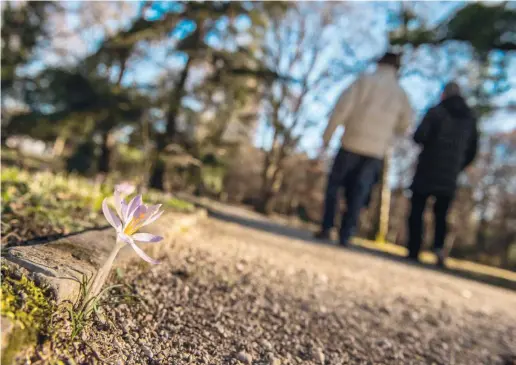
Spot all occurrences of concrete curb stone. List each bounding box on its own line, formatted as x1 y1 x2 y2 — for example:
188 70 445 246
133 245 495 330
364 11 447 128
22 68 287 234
3 209 207 303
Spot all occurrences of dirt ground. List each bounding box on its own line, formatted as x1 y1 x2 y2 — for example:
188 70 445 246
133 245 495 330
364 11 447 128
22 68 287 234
46 203 516 365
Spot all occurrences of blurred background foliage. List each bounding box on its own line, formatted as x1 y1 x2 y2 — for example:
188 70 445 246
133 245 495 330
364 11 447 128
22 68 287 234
1 1 515 269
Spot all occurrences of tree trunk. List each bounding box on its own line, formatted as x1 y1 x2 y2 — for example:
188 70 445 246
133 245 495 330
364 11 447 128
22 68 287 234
138 116 152 193
148 56 193 190
95 58 128 178
366 187 381 240
501 234 515 269
256 154 276 214
256 163 284 215
149 156 166 191
375 150 392 243
255 191 275 215
255 130 287 215
98 130 114 174
52 133 67 157
475 216 489 261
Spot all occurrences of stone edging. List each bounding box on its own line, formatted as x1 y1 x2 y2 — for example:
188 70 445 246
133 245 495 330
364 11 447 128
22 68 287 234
3 208 207 303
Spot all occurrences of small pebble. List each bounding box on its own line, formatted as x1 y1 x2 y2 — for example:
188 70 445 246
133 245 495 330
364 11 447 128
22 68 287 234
317 274 328 284
315 348 325 364
461 289 472 299
377 338 393 349
143 346 154 359
260 339 273 351
236 351 253 364
269 357 281 365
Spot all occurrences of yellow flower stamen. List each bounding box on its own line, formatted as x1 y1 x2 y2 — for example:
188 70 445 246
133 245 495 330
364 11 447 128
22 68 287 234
123 211 146 235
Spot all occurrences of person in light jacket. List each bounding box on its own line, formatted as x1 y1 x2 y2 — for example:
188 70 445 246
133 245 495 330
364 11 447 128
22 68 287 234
407 82 478 265
315 52 413 246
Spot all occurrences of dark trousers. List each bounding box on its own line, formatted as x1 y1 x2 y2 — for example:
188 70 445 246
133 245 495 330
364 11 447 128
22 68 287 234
407 192 453 258
321 148 383 244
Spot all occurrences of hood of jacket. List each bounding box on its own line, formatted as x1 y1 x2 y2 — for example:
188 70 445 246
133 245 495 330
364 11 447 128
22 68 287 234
440 95 473 119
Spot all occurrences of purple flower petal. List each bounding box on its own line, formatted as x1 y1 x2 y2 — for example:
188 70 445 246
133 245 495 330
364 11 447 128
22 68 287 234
102 199 121 230
121 201 129 223
141 210 164 227
126 195 143 222
117 232 133 245
129 241 160 264
115 182 135 196
147 204 162 217
131 204 147 222
114 189 124 218
140 204 162 226
132 233 163 243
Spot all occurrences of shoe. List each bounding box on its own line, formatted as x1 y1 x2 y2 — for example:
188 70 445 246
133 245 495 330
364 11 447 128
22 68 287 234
338 233 351 247
435 248 446 267
314 230 330 240
406 254 419 263
338 239 349 247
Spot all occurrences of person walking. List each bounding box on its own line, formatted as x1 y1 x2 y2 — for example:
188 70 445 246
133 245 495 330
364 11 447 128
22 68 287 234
315 51 413 246
407 82 478 265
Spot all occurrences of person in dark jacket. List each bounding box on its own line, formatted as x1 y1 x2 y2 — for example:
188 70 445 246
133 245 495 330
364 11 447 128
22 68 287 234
407 82 478 265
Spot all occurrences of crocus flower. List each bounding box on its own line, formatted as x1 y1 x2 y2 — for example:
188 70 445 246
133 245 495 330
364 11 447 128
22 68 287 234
114 182 136 197
102 189 164 264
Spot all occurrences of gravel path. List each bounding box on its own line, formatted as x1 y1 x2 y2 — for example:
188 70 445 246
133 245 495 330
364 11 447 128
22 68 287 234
63 208 516 365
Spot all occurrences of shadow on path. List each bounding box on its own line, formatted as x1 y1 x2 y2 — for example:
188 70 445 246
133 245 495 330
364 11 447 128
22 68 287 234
201 202 516 292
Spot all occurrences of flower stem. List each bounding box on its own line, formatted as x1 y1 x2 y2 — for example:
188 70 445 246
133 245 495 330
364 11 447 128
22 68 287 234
83 238 124 312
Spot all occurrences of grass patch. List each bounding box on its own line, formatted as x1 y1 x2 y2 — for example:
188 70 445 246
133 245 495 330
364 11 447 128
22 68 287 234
164 197 195 212
1 147 63 172
1 164 195 247
143 191 195 213
1 167 109 247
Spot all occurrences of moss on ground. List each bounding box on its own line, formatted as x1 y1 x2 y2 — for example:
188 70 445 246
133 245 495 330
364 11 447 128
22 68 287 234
1 264 54 364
